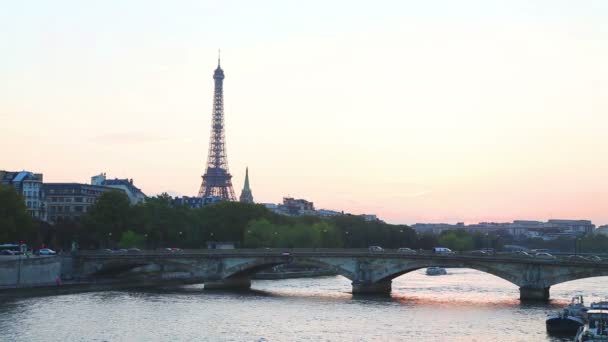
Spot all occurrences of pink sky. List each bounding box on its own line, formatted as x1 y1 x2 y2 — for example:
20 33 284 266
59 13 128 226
1 1 607 225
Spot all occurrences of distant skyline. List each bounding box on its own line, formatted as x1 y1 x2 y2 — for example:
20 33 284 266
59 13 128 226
1 1 607 225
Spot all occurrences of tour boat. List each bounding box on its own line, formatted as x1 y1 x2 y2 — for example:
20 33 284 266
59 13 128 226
574 309 608 341
546 295 587 335
425 266 447 276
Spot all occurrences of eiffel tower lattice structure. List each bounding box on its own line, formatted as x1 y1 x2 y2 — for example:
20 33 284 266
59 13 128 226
198 56 236 201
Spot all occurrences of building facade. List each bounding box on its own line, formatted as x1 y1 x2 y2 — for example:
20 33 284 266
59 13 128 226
0 170 44 219
91 173 146 205
43 183 123 224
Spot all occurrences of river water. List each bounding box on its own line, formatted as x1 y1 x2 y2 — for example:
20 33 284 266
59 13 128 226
1 268 606 341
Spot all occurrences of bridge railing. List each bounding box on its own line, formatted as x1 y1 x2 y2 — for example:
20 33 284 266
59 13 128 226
73 248 607 264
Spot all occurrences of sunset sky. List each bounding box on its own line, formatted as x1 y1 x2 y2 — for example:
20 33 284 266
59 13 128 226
1 1 607 225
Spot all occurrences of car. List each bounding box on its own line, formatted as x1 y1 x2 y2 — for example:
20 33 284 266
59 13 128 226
432 247 453 254
0 250 16 255
368 246 384 252
535 252 556 260
397 247 416 254
471 250 489 256
513 251 532 257
127 248 141 253
530 249 549 254
38 248 56 255
481 248 495 254
281 251 291 256
586 255 602 262
568 255 587 261
112 249 128 253
102 249 113 253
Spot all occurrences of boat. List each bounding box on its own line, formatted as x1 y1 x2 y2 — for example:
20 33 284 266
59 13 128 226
546 295 587 335
574 309 608 341
426 266 447 276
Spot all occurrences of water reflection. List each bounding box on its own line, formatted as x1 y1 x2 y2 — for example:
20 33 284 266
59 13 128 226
0 269 606 341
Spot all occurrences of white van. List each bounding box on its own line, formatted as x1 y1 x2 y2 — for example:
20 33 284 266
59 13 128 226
432 247 453 254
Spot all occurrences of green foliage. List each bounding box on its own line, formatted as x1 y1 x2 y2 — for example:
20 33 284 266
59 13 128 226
439 230 474 251
0 184 34 242
81 190 133 244
118 230 145 248
243 219 343 248
55 193 418 250
329 215 416 248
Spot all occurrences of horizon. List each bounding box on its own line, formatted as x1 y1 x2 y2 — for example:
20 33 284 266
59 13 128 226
2 1 607 225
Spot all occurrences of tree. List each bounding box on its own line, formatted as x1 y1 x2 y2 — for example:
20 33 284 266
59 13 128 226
0 184 34 243
438 230 474 251
119 230 145 248
81 190 133 247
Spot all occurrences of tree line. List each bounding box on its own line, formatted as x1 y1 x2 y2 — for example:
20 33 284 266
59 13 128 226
2 184 608 253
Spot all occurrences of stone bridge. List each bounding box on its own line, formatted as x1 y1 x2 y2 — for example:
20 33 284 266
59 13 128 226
70 249 608 301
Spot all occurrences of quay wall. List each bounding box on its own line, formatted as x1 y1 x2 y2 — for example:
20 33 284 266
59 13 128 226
0 256 61 288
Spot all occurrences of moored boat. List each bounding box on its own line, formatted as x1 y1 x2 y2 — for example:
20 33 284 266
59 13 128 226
574 309 608 341
426 266 447 276
546 295 587 335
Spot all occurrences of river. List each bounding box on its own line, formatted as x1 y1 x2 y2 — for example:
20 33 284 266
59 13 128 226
1 268 606 341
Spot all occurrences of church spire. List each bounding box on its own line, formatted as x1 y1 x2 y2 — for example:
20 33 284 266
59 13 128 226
239 167 254 203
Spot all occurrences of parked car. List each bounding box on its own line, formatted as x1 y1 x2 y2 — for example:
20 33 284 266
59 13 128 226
397 247 416 254
38 248 56 255
368 246 384 252
535 252 556 260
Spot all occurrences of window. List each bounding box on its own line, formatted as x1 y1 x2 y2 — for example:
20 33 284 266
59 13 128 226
75 197 83 203
26 201 31 208
75 206 83 212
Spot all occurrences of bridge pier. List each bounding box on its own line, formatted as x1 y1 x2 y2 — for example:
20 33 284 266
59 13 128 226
519 286 550 301
351 280 392 295
204 277 252 290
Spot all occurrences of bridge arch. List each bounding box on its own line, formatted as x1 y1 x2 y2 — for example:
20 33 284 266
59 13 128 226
540 269 608 288
221 257 355 280
371 260 523 287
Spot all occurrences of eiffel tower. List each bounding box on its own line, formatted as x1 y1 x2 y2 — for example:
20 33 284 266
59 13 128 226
198 55 236 201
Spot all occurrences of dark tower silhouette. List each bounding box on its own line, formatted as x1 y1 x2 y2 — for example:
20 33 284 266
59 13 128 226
239 167 254 203
198 55 236 201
